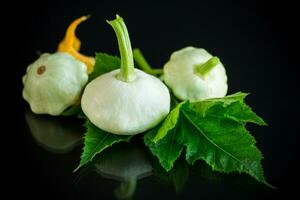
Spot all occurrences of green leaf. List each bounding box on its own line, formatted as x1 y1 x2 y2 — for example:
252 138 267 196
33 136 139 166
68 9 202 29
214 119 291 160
89 53 120 81
144 92 272 187
75 120 132 171
144 123 185 171
182 105 266 181
189 92 266 125
152 102 185 143
189 92 249 117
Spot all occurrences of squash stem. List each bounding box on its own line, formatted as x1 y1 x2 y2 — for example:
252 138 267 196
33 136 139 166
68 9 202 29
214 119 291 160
57 16 95 73
107 15 136 82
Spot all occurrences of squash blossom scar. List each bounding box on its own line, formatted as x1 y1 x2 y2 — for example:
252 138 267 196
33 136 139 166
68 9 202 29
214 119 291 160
37 66 46 75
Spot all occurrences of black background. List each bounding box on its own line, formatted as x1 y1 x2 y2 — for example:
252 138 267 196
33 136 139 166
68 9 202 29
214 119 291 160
4 0 299 199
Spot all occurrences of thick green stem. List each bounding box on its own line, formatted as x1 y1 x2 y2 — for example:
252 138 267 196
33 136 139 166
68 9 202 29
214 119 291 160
133 48 163 75
194 56 220 78
107 15 136 82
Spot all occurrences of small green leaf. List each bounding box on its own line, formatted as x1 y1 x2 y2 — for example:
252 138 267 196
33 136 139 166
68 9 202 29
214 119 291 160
89 53 120 81
75 121 132 171
188 93 266 125
190 92 249 117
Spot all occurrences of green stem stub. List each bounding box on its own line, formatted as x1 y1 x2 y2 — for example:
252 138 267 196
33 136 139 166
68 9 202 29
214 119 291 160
107 15 136 82
194 56 220 78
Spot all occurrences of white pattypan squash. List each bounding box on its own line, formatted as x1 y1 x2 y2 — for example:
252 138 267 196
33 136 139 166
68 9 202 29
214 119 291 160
164 46 228 102
22 52 88 115
82 68 170 135
82 15 170 135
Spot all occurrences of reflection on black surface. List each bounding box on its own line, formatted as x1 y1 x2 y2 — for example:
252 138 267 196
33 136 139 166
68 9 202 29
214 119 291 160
152 158 189 194
24 109 270 198
25 109 84 154
92 143 152 200
76 141 269 199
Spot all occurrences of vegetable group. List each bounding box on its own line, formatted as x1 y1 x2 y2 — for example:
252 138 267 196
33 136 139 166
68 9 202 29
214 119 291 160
81 15 170 135
23 14 272 189
164 47 228 101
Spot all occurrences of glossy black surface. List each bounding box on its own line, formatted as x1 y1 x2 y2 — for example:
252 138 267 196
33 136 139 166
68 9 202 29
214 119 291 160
8 0 298 199
21 109 274 200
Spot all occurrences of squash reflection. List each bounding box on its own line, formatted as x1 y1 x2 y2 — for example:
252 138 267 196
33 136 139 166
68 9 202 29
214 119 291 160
25 109 84 154
92 143 152 200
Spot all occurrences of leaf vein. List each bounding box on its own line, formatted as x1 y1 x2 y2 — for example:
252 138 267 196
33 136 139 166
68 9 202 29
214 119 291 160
182 110 242 163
